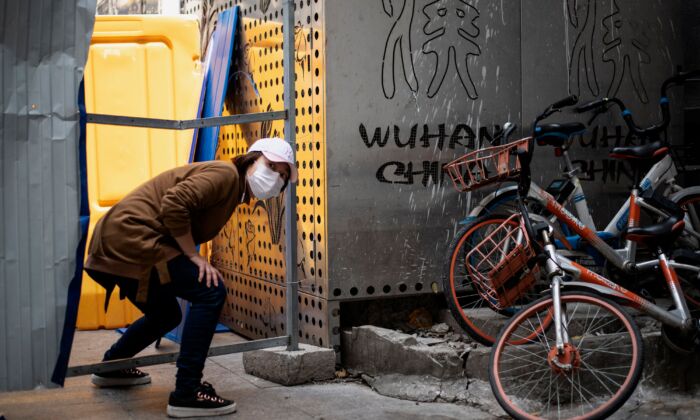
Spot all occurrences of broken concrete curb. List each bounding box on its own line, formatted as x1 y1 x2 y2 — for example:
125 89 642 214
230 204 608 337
242 343 336 386
341 325 700 394
342 326 473 379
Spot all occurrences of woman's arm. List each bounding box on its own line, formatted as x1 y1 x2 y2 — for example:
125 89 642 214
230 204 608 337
161 164 235 287
174 232 223 288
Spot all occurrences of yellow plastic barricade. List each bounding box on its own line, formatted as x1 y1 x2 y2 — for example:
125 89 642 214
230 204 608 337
77 15 202 329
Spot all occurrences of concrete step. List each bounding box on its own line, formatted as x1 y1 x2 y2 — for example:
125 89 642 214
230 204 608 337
439 305 665 342
341 326 472 379
342 325 700 393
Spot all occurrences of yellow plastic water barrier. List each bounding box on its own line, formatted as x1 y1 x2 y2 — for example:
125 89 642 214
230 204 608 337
77 15 203 330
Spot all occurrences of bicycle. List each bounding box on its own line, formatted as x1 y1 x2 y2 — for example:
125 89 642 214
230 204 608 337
465 70 700 235
486 97 700 419
443 73 700 345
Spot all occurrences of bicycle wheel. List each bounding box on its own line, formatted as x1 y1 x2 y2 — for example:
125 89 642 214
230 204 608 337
489 291 643 420
478 190 519 217
443 214 541 346
673 189 700 251
677 267 700 311
668 190 700 308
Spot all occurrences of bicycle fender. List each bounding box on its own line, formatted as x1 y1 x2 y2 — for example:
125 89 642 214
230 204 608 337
460 185 519 224
669 186 700 204
561 281 628 301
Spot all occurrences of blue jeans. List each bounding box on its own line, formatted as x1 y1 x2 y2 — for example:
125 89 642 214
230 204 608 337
86 255 227 396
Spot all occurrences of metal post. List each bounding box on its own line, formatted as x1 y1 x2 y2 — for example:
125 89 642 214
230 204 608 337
283 0 300 351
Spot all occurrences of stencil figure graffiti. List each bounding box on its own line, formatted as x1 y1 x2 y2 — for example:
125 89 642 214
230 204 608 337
249 195 308 280
602 0 651 103
381 0 482 100
245 220 256 266
253 196 285 245
421 0 481 99
260 104 280 139
295 23 311 79
567 0 600 97
381 0 419 99
567 0 651 103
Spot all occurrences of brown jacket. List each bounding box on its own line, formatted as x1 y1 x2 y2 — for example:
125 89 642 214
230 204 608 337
85 160 247 301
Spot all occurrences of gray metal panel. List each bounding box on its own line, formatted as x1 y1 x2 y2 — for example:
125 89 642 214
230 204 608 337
325 0 523 299
324 0 685 300
522 0 685 218
0 0 96 391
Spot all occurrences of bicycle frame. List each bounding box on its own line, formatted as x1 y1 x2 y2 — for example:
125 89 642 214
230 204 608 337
527 182 633 271
542 231 700 351
468 150 686 239
475 153 699 276
564 152 679 235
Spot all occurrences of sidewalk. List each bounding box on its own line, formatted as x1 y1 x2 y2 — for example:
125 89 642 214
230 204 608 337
0 330 493 419
3 330 700 419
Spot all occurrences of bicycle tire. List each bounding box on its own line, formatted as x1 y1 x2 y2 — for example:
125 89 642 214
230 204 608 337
672 189 700 249
666 190 700 308
489 291 643 420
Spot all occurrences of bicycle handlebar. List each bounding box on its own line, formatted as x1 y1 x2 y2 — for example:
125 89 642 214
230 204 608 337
661 69 700 95
575 69 700 138
501 122 517 143
551 95 579 110
490 121 517 146
575 98 606 113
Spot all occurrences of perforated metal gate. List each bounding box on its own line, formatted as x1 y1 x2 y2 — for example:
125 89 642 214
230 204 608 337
188 0 339 351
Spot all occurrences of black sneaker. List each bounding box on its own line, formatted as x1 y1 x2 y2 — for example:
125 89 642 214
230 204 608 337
167 382 237 418
91 367 151 387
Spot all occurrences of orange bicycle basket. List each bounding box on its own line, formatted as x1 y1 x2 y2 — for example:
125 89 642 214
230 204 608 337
444 137 530 192
465 214 538 310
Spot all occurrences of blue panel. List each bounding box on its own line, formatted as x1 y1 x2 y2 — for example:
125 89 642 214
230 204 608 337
194 7 239 162
52 80 90 386
188 28 217 163
175 8 239 345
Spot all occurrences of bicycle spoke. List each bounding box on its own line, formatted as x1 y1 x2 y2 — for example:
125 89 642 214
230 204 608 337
576 306 602 348
502 366 551 380
501 347 549 364
509 370 552 395
579 348 632 358
579 358 622 391
521 371 551 400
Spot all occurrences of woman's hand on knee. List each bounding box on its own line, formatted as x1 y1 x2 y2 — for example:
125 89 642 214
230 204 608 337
189 254 224 288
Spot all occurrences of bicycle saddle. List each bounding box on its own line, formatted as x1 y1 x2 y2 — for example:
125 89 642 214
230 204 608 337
609 141 668 161
624 216 685 248
535 123 586 147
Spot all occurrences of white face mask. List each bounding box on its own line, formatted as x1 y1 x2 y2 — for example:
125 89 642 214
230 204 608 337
247 160 285 200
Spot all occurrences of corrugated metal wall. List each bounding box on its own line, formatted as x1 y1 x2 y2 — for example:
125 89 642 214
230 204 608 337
1 0 96 391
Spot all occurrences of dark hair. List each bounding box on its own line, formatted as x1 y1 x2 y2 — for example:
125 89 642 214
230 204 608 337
232 151 263 177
